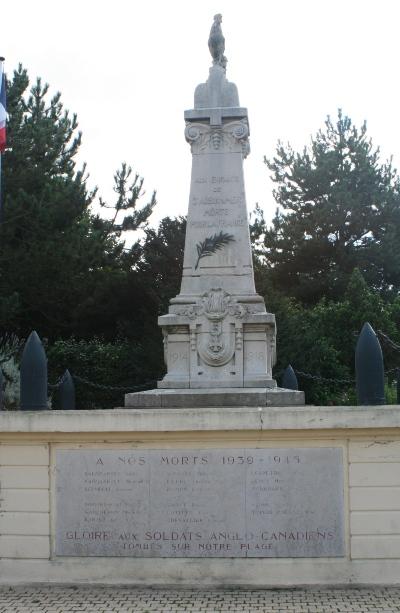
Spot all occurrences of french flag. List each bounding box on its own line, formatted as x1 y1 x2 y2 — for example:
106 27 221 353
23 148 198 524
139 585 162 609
0 64 6 153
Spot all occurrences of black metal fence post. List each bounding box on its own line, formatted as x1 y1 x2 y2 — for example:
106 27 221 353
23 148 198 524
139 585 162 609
282 364 299 390
20 331 48 411
355 322 385 405
58 370 76 410
0 367 3 410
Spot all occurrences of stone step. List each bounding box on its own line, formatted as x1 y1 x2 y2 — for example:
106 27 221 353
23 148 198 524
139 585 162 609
124 387 305 409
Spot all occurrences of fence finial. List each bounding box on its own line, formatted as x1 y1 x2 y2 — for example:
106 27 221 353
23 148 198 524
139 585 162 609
355 322 385 405
59 370 75 410
282 364 299 390
20 331 48 411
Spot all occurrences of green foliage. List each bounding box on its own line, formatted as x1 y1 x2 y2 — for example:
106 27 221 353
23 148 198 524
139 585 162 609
0 335 21 410
249 203 266 253
263 110 400 304
263 269 400 404
44 218 187 409
2 67 399 408
47 217 187 410
99 162 156 236
385 379 398 404
138 216 186 315
47 338 156 409
0 65 155 342
255 110 400 403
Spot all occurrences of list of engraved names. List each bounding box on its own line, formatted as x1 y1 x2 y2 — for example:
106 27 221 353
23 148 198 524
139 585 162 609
55 448 344 557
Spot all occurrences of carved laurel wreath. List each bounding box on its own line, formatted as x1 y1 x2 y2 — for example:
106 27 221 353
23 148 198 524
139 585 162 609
194 231 235 270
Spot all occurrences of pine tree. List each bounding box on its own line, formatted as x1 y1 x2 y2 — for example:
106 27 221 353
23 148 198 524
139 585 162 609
0 65 155 340
263 110 400 304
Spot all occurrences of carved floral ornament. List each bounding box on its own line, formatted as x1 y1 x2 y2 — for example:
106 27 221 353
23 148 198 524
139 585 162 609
174 288 248 321
185 119 250 158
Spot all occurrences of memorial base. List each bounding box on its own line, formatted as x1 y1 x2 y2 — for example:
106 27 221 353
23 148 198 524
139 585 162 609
124 387 305 408
1 405 400 587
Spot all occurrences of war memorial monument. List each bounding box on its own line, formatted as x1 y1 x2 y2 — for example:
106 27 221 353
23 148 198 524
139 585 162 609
1 16 400 588
126 13 304 409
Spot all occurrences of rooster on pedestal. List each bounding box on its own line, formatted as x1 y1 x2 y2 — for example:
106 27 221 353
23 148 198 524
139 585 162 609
208 14 227 70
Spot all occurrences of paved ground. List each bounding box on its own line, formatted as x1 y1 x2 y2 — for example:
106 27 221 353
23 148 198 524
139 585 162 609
1 586 400 612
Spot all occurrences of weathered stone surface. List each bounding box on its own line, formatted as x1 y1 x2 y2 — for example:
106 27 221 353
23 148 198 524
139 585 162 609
125 387 304 408
154 19 279 394
4 418 400 585
55 448 344 558
194 65 239 109
0 535 50 559
1 405 400 434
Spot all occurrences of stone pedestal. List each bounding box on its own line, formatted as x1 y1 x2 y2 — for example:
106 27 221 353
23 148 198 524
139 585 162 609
158 295 277 390
155 65 279 396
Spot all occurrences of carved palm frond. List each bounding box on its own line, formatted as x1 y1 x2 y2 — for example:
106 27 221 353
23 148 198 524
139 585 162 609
195 231 235 270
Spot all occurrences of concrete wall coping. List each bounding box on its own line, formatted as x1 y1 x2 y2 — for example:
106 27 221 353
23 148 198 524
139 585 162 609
0 405 399 433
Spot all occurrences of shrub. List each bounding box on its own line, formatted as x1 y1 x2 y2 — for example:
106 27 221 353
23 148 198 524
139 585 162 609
48 338 159 409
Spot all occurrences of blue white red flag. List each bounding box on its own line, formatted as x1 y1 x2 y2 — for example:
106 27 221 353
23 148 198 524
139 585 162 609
0 64 6 153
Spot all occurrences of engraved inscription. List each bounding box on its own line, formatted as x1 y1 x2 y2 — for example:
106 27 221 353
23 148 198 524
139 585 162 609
194 176 240 185
190 218 246 229
247 351 264 362
211 176 240 183
191 196 242 206
170 352 188 364
204 208 228 217
56 448 345 558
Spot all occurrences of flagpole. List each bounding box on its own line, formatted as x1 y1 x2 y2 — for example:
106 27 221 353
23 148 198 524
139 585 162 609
0 139 2 223
0 131 2 222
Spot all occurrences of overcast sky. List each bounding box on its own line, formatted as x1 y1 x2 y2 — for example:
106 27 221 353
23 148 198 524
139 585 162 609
3 0 400 228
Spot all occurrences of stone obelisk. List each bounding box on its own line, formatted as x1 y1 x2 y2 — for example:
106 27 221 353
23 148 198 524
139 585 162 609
126 15 304 407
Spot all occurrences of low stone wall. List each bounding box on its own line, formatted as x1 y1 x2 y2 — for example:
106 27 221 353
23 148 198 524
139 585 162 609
1 405 400 586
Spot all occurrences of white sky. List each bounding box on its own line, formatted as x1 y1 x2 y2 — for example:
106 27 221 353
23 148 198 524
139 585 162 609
3 0 400 229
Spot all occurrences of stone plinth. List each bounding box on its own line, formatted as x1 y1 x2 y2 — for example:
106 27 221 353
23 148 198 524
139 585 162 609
2 406 400 586
125 387 304 408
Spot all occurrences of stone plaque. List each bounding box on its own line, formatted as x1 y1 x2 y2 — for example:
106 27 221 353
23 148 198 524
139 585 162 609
55 448 345 557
